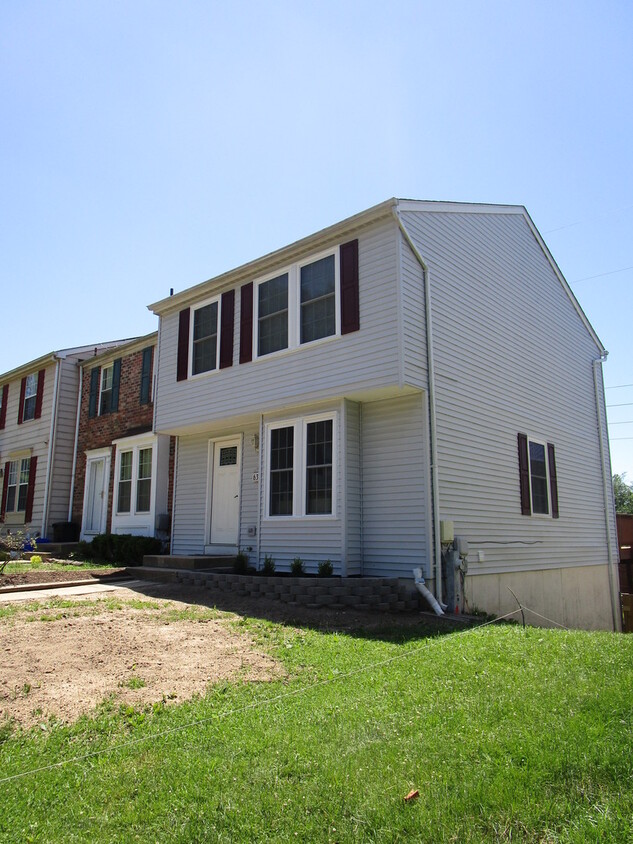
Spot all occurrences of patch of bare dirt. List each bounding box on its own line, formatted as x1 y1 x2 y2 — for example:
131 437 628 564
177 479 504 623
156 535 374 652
0 597 283 728
0 567 127 588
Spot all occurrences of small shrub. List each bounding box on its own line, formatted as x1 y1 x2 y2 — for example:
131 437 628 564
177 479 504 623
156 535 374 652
318 559 333 577
290 557 304 576
233 551 249 574
29 555 43 564
262 554 276 575
77 534 162 565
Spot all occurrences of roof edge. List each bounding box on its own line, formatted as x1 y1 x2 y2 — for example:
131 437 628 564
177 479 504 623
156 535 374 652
148 198 397 315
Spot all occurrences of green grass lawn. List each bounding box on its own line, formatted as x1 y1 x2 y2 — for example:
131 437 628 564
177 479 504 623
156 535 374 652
1 610 632 843
1 559 119 575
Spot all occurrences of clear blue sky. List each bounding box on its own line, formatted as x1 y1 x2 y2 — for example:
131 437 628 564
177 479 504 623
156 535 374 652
2 0 632 476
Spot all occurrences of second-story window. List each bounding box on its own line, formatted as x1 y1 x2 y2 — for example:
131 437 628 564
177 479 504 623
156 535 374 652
258 273 289 356
100 365 114 415
254 250 339 359
300 255 336 344
192 299 219 375
23 374 38 422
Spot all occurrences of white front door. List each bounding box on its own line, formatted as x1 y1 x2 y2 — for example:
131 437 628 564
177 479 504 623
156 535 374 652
209 437 241 548
81 451 110 540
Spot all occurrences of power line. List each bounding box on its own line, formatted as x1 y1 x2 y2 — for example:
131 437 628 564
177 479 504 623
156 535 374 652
610 437 633 441
606 383 633 390
543 202 633 234
609 420 633 425
570 265 633 285
607 402 633 408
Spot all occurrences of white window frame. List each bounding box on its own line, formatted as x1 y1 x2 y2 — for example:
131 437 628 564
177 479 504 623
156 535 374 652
527 437 551 518
189 294 221 378
23 373 38 421
253 247 340 360
6 458 30 513
113 439 156 517
264 411 337 520
99 364 114 416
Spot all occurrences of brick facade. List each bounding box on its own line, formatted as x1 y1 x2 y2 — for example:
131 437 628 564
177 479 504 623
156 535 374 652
71 343 173 534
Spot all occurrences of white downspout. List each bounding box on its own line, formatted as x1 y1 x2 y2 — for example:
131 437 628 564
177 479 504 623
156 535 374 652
394 207 443 606
41 358 62 537
593 354 622 631
68 364 84 521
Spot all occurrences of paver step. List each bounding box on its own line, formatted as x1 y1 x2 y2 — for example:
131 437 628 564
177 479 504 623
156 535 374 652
141 554 235 571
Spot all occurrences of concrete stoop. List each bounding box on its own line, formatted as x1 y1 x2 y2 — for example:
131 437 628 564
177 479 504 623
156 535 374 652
130 565 421 613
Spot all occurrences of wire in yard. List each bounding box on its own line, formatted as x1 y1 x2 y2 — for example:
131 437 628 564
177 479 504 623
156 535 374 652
0 608 521 785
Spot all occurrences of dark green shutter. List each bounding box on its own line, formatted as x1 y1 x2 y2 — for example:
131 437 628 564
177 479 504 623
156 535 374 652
140 347 152 404
111 358 122 412
88 368 100 418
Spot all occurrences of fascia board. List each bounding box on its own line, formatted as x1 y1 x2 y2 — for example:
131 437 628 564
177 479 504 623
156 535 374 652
80 332 158 370
395 199 606 355
148 198 398 317
521 210 606 354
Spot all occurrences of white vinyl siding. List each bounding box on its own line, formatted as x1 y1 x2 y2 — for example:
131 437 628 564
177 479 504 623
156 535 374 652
400 208 612 577
343 400 362 576
48 358 81 528
154 220 401 434
257 402 344 573
361 393 429 578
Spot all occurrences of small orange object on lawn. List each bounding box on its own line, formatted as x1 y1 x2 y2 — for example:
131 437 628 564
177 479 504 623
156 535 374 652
404 789 419 802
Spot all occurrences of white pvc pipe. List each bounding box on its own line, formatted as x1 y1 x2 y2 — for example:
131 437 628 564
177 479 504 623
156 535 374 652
396 208 443 606
593 356 622 631
413 567 445 616
68 363 83 521
41 358 61 537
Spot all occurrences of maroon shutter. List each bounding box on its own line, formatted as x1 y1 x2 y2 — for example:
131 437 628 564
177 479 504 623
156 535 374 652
220 290 235 369
34 368 45 419
548 443 559 519
0 384 8 430
0 461 9 521
240 282 254 364
177 308 190 381
340 239 360 335
17 377 26 424
24 456 37 524
518 433 531 516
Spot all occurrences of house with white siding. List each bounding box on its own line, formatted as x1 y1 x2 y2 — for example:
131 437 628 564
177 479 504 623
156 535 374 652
149 199 620 631
0 341 133 540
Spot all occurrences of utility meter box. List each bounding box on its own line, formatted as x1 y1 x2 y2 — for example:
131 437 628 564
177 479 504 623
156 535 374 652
439 520 454 543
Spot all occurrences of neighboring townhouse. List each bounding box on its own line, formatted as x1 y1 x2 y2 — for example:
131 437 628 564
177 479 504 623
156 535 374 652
0 342 130 539
71 333 173 542
148 199 620 631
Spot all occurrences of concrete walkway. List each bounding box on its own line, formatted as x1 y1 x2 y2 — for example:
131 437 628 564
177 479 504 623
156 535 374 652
0 578 167 603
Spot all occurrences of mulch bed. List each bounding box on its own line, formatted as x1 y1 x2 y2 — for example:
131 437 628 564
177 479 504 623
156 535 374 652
0 568 128 588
